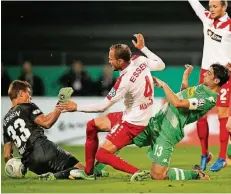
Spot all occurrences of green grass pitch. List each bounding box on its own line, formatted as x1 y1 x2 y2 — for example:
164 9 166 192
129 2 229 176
2 145 231 193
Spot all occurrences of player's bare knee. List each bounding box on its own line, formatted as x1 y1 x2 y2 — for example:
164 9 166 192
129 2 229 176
94 116 110 131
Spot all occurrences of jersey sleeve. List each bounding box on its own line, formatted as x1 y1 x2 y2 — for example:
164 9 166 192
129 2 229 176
77 74 129 113
28 103 43 121
106 74 129 103
188 0 209 23
133 47 165 71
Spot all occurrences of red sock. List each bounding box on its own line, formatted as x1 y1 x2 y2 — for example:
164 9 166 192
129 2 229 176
197 117 209 155
96 148 139 174
219 117 229 159
85 119 98 175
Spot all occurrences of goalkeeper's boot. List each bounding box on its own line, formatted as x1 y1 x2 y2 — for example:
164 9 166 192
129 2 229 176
200 152 213 171
70 169 96 180
209 158 227 172
130 170 151 182
39 172 56 180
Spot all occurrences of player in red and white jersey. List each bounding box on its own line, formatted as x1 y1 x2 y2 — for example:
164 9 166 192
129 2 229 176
188 0 231 171
57 34 165 178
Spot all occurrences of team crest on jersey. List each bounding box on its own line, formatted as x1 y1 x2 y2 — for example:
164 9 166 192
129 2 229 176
187 87 195 98
198 98 205 107
108 88 116 98
33 109 41 114
207 29 222 42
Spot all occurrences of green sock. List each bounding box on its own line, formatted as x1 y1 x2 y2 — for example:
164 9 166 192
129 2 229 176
93 151 120 174
167 168 198 180
227 140 231 157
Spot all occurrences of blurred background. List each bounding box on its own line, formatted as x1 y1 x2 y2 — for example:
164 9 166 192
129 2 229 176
2 1 229 145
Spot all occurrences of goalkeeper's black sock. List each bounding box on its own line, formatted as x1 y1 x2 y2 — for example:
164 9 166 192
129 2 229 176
54 167 78 179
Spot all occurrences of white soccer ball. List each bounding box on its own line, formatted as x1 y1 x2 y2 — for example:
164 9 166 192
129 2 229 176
5 158 27 178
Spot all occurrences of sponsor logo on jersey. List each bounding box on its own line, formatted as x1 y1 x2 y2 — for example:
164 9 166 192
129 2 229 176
33 109 41 114
207 29 222 42
187 87 195 98
198 98 205 107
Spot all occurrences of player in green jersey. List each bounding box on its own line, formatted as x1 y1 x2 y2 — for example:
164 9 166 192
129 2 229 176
55 63 229 181
131 63 230 181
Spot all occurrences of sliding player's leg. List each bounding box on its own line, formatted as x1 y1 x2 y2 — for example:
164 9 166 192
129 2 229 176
131 127 209 181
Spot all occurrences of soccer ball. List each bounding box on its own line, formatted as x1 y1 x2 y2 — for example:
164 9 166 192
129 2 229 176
5 158 27 178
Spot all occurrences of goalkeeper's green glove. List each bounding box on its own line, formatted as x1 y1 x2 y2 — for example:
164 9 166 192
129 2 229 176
58 87 74 103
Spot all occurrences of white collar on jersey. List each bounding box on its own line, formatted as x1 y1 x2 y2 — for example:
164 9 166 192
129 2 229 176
120 61 133 75
218 13 229 22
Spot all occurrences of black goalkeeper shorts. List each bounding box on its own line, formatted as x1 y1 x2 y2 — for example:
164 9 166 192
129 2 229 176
22 136 79 175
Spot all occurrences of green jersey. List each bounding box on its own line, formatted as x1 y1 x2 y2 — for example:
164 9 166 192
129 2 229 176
133 84 218 166
134 84 218 146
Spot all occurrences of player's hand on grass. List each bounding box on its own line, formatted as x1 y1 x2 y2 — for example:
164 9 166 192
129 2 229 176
183 64 194 77
56 100 77 113
152 76 165 88
132 33 145 50
58 87 74 103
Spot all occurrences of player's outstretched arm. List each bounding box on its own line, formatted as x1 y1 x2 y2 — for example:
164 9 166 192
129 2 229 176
34 107 62 129
188 0 208 22
56 98 114 113
4 142 13 163
153 76 190 109
57 76 128 113
180 64 194 91
132 33 165 71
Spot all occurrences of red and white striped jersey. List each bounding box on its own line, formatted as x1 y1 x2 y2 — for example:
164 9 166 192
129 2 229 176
77 47 165 126
188 0 231 70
